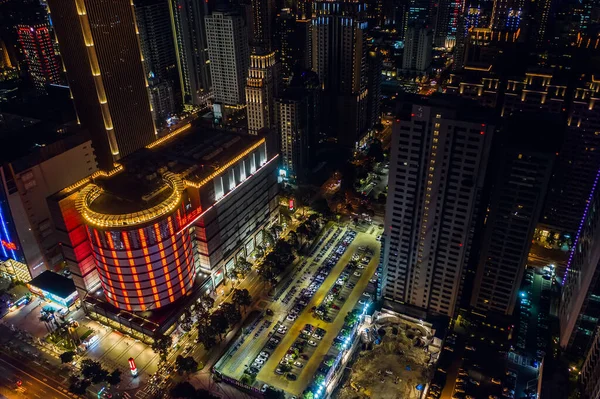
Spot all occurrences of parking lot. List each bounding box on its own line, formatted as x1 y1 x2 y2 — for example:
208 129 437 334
216 223 381 397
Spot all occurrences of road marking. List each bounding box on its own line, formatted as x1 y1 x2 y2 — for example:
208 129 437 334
0 356 73 399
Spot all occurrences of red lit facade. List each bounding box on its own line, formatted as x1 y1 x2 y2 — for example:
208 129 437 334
87 212 195 312
16 24 63 92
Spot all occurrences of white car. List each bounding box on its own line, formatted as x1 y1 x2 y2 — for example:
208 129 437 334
287 315 297 321
357 264 365 269
294 361 304 368
261 384 269 393
254 358 265 365
308 340 318 347
259 351 270 358
354 271 362 277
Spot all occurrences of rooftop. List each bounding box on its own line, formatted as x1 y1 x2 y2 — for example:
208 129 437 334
28 271 77 299
83 124 262 215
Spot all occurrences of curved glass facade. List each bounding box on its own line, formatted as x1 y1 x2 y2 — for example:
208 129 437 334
87 211 195 311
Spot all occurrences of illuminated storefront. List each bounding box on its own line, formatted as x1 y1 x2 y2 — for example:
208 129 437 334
0 173 30 282
27 270 79 308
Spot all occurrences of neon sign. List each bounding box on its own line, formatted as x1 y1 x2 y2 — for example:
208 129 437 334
1 240 17 251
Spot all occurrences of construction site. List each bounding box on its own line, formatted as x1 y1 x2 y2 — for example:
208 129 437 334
337 313 441 399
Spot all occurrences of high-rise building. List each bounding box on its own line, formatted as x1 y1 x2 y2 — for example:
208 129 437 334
382 95 495 317
471 115 559 315
169 0 213 107
134 0 179 125
274 8 296 80
275 70 320 183
542 78 600 236
431 0 464 47
491 0 524 31
246 51 279 134
581 327 600 399
16 23 63 92
46 0 157 171
367 48 382 129
205 10 250 111
311 0 369 146
402 23 433 71
0 125 97 281
559 165 600 356
251 0 274 50
502 71 567 117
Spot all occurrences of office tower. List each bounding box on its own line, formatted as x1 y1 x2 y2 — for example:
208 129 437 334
246 51 279 134
471 115 559 315
49 127 279 339
581 327 600 399
542 78 600 236
491 0 524 31
134 0 179 125
205 10 250 111
431 0 464 47
402 23 433 71
170 0 212 107
295 17 312 71
274 8 296 79
559 165 600 356
453 5 483 70
312 0 368 146
0 126 97 281
16 23 63 92
367 48 382 129
46 0 156 171
382 95 494 317
275 70 320 183
251 0 274 49
502 71 567 116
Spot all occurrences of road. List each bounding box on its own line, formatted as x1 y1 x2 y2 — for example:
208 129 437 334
0 351 76 399
257 231 380 396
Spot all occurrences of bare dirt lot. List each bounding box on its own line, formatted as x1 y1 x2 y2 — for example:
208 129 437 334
337 317 436 399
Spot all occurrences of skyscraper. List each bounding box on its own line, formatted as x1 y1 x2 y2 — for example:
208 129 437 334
275 70 320 183
170 0 212 107
274 8 296 80
205 10 250 112
246 50 279 134
47 0 156 170
251 0 274 50
471 115 559 315
16 23 63 92
382 95 494 317
542 78 600 236
134 0 179 125
491 0 524 31
311 0 368 146
402 23 433 71
581 327 600 399
559 166 600 356
367 48 383 129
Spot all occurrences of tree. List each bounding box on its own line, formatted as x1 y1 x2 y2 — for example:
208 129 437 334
60 351 75 364
197 294 215 313
367 139 385 162
220 302 241 326
377 193 387 204
106 369 122 385
197 323 217 350
170 381 197 399
296 223 310 246
287 230 299 248
312 198 332 219
303 392 315 399
232 288 252 313
68 377 90 395
176 355 198 374
263 230 275 248
151 334 172 363
234 257 252 279
210 310 229 341
80 359 104 380
264 387 286 399
257 260 277 286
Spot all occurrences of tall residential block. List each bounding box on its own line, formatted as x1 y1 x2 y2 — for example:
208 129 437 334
542 78 600 235
559 165 600 356
581 327 600 399
251 0 274 50
402 23 432 72
170 0 212 107
47 0 156 170
312 0 369 146
471 115 558 315
134 0 179 125
382 95 494 317
205 10 250 110
275 70 320 183
16 23 63 92
246 51 279 134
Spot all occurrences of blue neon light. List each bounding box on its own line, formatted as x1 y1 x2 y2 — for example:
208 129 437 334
0 200 15 259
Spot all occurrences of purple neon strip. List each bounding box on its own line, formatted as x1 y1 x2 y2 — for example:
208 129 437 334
562 167 600 286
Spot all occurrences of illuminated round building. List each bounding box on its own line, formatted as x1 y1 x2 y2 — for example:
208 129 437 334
76 173 195 311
